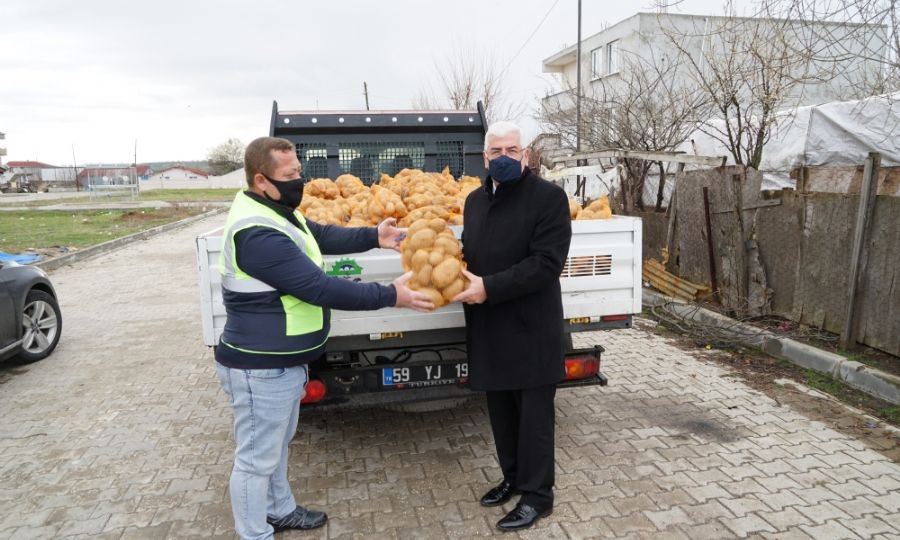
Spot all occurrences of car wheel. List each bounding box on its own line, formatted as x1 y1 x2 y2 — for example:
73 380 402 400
15 290 62 363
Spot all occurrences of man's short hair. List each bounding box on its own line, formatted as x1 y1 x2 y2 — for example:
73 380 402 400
244 137 296 187
484 121 522 152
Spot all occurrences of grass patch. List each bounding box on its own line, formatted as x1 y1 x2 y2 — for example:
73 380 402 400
805 368 900 426
0 188 238 207
137 188 238 202
883 406 900 424
805 369 844 396
0 208 205 252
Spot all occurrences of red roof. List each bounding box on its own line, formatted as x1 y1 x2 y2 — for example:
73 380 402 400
6 160 57 168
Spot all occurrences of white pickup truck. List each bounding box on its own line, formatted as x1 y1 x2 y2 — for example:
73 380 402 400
195 103 642 408
197 217 642 407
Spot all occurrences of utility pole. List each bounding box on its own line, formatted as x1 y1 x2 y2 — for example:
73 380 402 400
72 145 80 191
575 0 584 197
363 81 370 111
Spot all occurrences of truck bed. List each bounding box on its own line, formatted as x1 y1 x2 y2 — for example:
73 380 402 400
196 216 642 347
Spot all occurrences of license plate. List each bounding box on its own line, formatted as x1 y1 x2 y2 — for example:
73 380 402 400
382 362 468 388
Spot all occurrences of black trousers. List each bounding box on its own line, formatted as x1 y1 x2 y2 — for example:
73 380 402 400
485 383 557 509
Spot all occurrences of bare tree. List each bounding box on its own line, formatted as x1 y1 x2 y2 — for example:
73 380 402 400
658 10 817 169
207 138 245 176
413 47 524 123
757 0 899 97
654 0 897 169
540 51 707 212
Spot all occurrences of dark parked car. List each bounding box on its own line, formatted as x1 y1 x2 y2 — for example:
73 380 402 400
0 260 62 363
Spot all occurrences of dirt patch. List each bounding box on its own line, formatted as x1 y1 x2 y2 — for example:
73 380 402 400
745 315 900 379
637 316 900 462
116 208 196 222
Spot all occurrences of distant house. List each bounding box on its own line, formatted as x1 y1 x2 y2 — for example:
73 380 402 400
147 165 209 183
6 160 57 179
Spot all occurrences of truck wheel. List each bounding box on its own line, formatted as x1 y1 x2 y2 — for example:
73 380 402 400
15 290 62 363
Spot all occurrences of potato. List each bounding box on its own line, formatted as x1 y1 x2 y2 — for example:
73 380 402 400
432 258 461 289
433 236 460 256
442 277 465 302
418 287 444 307
410 249 430 271
408 228 436 252
415 264 433 287
428 249 444 267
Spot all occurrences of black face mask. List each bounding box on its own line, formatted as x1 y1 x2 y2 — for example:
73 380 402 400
262 173 304 209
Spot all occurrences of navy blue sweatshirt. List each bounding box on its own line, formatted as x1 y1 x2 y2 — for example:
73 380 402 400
215 192 397 369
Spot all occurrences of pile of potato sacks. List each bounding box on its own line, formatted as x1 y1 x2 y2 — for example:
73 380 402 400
300 167 481 228
300 168 614 227
298 168 613 309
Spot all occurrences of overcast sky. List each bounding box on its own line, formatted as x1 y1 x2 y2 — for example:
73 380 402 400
1 0 734 165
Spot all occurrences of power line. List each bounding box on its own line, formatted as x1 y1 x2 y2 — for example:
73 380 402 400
499 0 563 78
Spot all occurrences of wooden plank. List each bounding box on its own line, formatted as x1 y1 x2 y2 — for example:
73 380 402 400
544 165 610 179
711 199 782 214
551 149 727 168
841 152 881 350
664 163 685 267
854 196 900 356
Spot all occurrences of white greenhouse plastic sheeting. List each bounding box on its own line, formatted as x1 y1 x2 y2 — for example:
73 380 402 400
681 93 900 189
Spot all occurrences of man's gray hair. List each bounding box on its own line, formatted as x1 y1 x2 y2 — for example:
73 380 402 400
484 121 522 151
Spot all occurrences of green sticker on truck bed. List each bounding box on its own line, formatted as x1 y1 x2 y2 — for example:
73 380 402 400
326 258 363 279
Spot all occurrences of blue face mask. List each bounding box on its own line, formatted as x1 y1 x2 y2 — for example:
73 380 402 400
488 155 523 184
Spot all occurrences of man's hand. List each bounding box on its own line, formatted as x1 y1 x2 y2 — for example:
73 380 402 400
377 218 406 252
392 272 435 312
451 270 487 304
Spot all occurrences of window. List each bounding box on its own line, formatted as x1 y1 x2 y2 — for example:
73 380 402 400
591 47 603 79
606 40 620 75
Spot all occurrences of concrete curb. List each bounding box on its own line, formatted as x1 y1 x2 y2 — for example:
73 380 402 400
643 288 900 405
34 208 227 273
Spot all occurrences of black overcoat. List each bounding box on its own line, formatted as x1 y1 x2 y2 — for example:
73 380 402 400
461 167 572 391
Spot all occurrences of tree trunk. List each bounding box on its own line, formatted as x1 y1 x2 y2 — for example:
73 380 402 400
655 160 666 212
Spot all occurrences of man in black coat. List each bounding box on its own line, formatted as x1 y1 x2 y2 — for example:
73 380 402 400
452 120 572 531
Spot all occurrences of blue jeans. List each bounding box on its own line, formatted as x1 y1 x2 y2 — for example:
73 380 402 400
215 362 308 540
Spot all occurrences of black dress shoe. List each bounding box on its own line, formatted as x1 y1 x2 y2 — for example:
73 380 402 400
479 481 518 507
496 502 552 531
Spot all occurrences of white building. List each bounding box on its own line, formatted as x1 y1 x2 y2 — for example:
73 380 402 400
541 12 889 118
147 165 209 183
141 167 244 191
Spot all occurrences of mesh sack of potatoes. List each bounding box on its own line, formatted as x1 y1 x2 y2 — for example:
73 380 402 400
302 198 346 226
400 218 468 309
335 174 368 198
344 191 373 226
304 178 340 200
568 198 582 219
379 172 410 197
576 195 613 220
368 184 408 222
399 205 452 227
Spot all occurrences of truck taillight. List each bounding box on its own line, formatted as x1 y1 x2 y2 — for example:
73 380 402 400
601 315 628 322
301 380 327 405
564 356 599 381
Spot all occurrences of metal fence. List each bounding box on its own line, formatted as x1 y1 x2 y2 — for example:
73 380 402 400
87 167 139 202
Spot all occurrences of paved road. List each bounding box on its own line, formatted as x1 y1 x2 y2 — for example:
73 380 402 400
1 214 898 539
